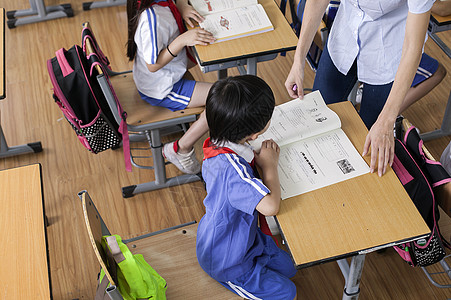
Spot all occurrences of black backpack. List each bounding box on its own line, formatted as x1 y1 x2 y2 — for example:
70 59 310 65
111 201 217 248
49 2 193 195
392 117 451 267
47 45 130 171
47 45 121 152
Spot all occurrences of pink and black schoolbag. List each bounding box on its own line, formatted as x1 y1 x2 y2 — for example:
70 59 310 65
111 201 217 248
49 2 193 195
392 117 451 267
47 45 121 153
47 39 130 171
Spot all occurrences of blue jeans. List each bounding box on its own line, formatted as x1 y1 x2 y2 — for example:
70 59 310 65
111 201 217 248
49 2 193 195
312 43 393 129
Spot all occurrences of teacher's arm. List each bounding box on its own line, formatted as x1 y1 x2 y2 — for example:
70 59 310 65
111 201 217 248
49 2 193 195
285 0 330 99
363 10 431 177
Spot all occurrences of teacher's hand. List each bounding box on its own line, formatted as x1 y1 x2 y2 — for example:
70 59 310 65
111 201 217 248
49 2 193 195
362 118 395 177
285 59 305 99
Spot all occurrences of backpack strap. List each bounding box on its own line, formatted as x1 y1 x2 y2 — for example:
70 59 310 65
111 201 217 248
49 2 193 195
105 235 126 263
404 125 451 187
82 26 111 69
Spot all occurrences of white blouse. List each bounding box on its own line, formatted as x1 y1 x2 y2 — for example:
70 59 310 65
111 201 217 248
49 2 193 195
327 0 434 85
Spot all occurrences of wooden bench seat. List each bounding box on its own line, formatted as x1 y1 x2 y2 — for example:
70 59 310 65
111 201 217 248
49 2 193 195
110 74 204 127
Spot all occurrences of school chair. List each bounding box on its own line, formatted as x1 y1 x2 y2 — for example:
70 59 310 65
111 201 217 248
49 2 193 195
420 91 451 142
79 190 240 299
6 0 73 29
83 22 204 198
400 118 451 288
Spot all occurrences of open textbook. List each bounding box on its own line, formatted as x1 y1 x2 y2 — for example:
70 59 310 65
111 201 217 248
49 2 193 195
189 0 273 43
249 91 370 200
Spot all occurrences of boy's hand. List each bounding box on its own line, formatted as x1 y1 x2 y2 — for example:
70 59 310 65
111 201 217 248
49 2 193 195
254 139 280 171
255 140 281 216
179 28 215 46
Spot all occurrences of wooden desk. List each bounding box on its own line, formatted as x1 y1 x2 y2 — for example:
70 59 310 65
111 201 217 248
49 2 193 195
0 164 52 299
276 101 431 299
0 8 42 157
192 0 298 78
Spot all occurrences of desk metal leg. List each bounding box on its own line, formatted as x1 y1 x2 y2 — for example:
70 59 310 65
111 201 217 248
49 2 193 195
337 254 365 300
218 69 228 80
237 57 258 76
420 91 451 141
429 33 451 60
246 57 257 75
6 0 73 29
0 124 42 158
83 0 126 11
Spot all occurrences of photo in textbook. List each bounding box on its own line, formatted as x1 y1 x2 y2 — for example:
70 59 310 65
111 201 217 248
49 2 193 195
189 0 274 42
249 91 370 199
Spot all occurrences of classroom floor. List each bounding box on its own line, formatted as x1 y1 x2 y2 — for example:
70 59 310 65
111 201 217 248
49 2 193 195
1 1 451 299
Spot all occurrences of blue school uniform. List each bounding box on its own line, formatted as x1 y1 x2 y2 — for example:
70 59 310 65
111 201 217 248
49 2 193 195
197 138 297 299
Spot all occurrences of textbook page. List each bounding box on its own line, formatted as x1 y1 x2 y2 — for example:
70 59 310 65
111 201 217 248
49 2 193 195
189 0 257 16
199 5 273 43
278 128 370 199
250 91 341 152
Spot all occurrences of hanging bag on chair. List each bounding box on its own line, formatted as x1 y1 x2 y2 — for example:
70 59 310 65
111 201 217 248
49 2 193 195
392 117 451 267
47 45 122 154
96 234 167 300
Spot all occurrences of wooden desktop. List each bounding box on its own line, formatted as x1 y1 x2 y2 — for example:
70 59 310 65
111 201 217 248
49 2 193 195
192 0 298 78
276 101 431 299
0 164 52 299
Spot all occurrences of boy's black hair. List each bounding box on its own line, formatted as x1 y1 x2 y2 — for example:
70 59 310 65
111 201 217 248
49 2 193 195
206 75 275 145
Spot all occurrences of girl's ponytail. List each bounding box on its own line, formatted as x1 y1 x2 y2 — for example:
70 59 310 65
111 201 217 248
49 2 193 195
126 0 147 61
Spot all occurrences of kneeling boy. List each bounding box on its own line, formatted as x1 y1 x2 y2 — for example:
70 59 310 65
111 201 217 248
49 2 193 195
196 75 297 300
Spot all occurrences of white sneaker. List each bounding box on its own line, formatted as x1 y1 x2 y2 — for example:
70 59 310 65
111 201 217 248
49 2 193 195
163 141 201 174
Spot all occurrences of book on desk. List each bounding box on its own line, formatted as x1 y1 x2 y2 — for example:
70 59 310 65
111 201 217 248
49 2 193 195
189 0 273 43
249 91 370 199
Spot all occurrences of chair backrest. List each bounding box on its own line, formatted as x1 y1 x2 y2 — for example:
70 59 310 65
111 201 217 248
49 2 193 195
79 191 116 286
79 190 240 299
289 0 334 71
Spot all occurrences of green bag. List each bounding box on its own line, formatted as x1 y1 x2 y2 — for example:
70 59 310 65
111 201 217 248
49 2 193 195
95 234 167 300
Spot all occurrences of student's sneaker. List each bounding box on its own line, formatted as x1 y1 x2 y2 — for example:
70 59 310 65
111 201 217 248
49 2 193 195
163 141 201 174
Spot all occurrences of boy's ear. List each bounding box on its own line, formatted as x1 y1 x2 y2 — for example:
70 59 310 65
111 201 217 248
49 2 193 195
248 133 260 141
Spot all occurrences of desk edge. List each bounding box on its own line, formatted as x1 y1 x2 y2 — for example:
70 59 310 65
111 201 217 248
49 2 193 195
195 46 297 67
293 232 430 269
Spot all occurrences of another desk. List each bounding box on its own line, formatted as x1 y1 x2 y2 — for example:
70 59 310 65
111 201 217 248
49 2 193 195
0 8 42 157
0 164 52 299
276 101 431 299
192 0 298 79
421 13 451 141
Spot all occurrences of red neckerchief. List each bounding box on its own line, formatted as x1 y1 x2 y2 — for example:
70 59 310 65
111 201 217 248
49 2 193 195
203 138 236 160
151 0 197 64
203 138 255 168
